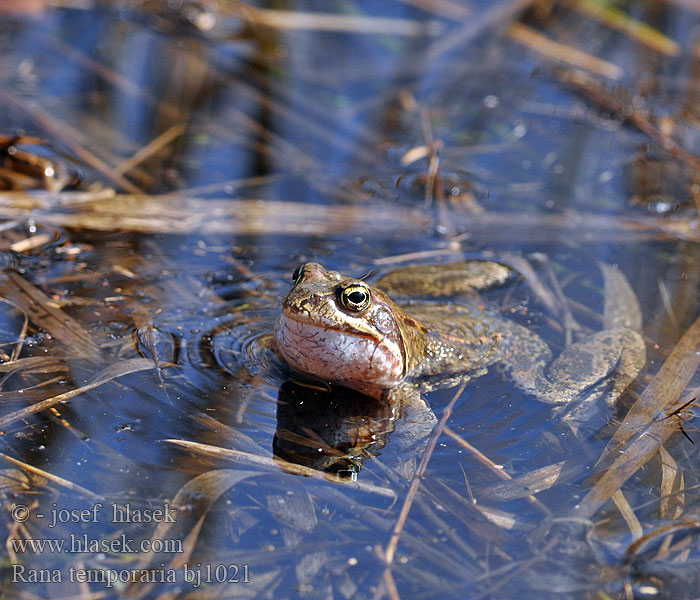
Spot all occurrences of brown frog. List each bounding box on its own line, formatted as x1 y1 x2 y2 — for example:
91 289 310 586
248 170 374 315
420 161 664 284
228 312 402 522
273 261 645 423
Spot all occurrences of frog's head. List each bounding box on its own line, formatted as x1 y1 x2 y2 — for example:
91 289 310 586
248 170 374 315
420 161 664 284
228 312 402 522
274 262 407 396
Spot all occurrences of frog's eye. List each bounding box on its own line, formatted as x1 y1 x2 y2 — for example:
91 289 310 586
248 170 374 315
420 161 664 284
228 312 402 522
339 284 371 312
292 265 304 285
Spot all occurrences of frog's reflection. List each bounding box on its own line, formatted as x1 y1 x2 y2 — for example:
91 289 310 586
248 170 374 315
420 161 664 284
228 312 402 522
273 380 397 480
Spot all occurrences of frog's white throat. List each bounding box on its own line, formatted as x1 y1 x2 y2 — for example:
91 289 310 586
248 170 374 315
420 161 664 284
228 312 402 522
273 312 405 391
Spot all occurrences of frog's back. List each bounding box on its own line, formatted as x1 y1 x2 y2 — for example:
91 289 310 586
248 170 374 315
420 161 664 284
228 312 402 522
399 303 503 381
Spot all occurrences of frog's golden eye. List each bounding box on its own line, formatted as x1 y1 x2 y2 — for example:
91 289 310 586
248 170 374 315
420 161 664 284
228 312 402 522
292 265 304 285
339 284 371 312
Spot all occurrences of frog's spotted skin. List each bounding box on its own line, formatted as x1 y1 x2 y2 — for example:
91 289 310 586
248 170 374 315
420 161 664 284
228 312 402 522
375 261 512 297
273 262 646 412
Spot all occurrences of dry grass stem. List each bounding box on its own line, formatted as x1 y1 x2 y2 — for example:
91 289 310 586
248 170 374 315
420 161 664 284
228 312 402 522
114 124 187 176
373 247 463 266
162 438 396 498
0 451 101 499
508 23 623 79
571 313 700 519
0 358 156 430
384 380 467 566
9 233 53 252
0 190 697 242
443 426 551 515
659 445 684 519
0 272 102 360
228 6 441 35
626 521 700 558
612 489 643 539
569 0 680 56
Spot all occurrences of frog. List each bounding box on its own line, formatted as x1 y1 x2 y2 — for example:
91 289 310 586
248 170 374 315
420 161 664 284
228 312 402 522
272 261 646 439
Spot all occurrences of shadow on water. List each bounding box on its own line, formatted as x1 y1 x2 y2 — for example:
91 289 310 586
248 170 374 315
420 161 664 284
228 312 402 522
0 1 699 599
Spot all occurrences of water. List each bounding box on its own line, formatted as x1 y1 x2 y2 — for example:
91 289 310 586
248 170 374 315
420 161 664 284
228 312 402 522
1 1 700 599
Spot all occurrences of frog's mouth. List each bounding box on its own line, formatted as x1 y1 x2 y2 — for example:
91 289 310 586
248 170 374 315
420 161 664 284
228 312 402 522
273 312 405 391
